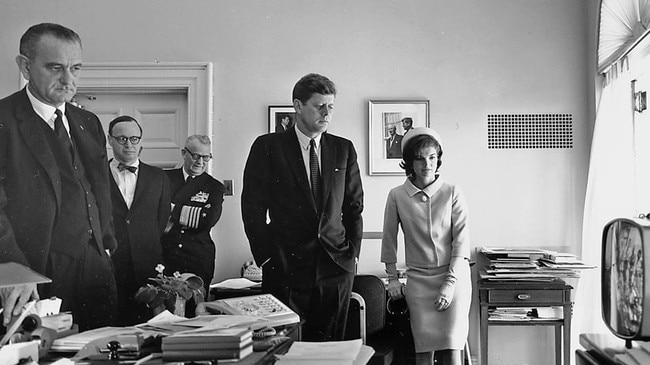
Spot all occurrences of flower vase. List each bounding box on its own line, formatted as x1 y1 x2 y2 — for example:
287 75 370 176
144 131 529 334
173 296 186 317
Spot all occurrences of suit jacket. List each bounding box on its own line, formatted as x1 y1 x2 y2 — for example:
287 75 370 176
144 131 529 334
242 127 364 273
110 161 171 286
0 88 116 274
386 134 403 159
163 168 225 246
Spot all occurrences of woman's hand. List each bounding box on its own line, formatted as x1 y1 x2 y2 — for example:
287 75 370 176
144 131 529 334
387 278 404 300
435 281 455 311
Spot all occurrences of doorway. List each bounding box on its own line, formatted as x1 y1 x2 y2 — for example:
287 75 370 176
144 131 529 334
74 88 188 169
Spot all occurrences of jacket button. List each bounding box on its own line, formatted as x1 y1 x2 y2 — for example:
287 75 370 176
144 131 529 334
421 196 428 202
126 219 130 224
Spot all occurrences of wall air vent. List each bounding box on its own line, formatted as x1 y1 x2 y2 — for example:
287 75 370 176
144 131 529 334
487 114 573 149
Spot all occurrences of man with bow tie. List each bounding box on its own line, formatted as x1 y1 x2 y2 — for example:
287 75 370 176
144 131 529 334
162 135 225 295
107 115 171 325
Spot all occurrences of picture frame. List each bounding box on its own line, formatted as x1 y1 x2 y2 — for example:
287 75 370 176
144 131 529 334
368 100 430 175
268 105 296 133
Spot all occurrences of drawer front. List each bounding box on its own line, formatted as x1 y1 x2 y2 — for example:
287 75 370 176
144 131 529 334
488 289 564 304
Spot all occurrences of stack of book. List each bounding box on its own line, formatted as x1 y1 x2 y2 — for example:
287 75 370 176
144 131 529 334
161 326 254 362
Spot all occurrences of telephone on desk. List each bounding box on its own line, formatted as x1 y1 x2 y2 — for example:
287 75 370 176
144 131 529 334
199 294 300 328
241 260 263 282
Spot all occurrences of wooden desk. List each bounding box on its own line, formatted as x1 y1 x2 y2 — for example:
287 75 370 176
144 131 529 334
478 279 573 365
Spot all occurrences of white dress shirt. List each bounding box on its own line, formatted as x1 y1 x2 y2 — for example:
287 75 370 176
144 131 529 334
109 158 140 209
26 86 70 137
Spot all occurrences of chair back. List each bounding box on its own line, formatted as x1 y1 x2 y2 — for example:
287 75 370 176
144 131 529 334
346 274 386 339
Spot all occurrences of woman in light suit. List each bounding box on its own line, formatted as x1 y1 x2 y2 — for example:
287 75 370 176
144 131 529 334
381 127 472 365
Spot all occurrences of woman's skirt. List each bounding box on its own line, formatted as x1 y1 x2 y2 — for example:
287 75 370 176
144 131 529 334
405 261 471 352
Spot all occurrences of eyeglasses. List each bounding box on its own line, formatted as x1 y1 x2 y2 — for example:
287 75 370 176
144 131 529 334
111 135 142 145
183 148 212 162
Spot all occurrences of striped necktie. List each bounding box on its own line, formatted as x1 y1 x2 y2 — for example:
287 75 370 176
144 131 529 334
309 139 322 212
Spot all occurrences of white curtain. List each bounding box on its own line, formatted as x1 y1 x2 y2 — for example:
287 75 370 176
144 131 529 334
573 62 637 344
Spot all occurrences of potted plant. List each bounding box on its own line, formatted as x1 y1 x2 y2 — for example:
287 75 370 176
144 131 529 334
135 264 205 317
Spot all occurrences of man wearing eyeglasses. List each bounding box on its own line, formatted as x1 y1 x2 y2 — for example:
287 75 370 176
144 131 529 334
0 23 118 330
161 135 225 296
107 115 171 325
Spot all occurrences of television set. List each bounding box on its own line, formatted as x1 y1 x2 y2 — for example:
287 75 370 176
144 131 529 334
602 217 650 342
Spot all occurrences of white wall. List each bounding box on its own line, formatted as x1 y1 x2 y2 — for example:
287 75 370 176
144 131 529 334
0 1 598 364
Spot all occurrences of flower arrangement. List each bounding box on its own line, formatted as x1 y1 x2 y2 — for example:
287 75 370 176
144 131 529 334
135 264 205 316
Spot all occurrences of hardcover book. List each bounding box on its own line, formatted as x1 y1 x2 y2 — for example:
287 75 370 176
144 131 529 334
161 337 252 351
163 326 253 344
162 343 253 361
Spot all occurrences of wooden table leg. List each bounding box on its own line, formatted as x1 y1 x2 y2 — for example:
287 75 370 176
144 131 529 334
555 325 562 365
564 303 571 365
480 305 488 365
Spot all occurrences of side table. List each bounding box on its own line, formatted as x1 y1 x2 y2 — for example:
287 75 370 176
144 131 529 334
478 279 573 365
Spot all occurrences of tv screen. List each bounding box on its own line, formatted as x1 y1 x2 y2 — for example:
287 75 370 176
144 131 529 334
602 217 650 340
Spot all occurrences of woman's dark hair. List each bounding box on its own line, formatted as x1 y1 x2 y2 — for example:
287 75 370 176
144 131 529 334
400 134 443 180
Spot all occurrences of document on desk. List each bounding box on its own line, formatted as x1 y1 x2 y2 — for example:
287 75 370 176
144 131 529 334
275 339 367 365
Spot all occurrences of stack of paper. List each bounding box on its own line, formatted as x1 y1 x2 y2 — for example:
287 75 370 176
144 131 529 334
275 339 374 365
479 246 593 281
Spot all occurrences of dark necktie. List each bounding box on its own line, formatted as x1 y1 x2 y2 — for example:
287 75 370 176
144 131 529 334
54 109 74 157
117 163 137 173
309 139 322 212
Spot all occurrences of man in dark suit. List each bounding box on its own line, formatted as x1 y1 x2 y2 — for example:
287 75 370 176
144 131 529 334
0 23 117 330
386 124 403 159
107 115 171 325
242 73 364 341
162 135 225 293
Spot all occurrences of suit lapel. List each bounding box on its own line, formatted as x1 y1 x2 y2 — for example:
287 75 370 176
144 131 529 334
131 162 148 208
108 167 128 210
320 134 335 209
282 129 317 212
67 107 103 177
15 90 62 207
166 168 185 196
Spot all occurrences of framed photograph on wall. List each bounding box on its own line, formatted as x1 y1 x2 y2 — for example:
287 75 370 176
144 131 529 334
268 105 296 133
368 100 430 175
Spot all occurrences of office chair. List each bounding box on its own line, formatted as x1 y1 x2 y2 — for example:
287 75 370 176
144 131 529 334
346 274 406 365
346 274 386 344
